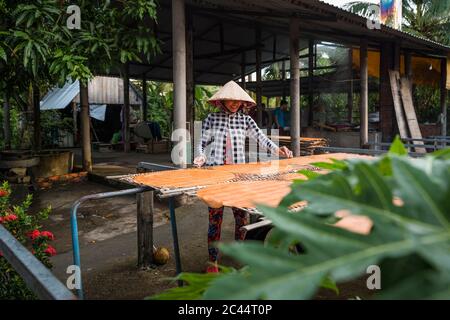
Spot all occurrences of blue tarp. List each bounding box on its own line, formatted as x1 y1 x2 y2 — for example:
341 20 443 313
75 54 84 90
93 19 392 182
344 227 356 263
89 104 107 122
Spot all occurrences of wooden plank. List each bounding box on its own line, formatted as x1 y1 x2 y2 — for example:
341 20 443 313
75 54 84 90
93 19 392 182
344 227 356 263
137 191 154 268
399 77 426 153
0 225 76 300
388 70 409 139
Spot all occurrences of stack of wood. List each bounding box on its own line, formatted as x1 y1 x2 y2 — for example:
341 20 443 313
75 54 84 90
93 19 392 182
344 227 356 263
271 136 329 155
300 137 329 155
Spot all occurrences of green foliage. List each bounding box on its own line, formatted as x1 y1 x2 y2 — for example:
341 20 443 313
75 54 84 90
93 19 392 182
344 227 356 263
413 85 441 123
345 0 450 45
40 110 74 147
150 266 237 300
194 85 219 121
1 0 161 149
0 181 55 300
152 141 450 300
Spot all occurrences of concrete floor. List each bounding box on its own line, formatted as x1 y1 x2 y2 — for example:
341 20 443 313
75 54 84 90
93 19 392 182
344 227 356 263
31 149 239 299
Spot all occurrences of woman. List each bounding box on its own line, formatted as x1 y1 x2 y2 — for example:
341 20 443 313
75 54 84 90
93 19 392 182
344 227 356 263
194 80 293 273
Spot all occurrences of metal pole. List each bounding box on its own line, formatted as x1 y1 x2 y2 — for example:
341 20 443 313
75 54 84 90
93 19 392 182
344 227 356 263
360 39 369 147
172 0 187 168
70 187 148 299
169 197 183 287
0 225 76 300
290 17 301 157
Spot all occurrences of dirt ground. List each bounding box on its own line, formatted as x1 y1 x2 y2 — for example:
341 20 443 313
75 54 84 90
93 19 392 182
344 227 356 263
21 149 373 300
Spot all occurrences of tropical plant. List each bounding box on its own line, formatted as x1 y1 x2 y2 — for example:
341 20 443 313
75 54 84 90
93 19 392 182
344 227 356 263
0 181 55 299
151 139 450 300
194 85 219 121
345 0 450 45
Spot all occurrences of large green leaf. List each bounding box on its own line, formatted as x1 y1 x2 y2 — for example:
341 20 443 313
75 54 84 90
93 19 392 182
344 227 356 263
153 144 450 300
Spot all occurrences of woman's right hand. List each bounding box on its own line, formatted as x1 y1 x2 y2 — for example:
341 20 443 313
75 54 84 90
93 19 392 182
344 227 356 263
193 155 206 167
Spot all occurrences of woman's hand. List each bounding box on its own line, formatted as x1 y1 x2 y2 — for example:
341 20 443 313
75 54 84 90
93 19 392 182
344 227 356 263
193 155 206 167
278 146 293 158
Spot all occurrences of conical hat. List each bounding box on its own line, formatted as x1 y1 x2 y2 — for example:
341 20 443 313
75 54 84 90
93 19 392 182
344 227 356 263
208 80 256 108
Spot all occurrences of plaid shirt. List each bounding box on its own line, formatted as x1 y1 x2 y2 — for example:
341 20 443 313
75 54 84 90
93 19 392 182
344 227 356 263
196 111 279 166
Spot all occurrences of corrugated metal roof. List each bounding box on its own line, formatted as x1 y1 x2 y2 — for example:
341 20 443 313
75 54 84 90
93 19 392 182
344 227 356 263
119 0 449 84
40 80 79 110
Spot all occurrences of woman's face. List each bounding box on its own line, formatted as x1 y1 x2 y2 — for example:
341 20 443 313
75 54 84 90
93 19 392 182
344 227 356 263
223 100 242 113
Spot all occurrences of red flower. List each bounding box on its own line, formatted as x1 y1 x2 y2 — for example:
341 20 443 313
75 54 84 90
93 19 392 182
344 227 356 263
0 189 8 197
44 245 57 256
4 214 17 222
40 231 55 241
0 217 3 224
28 229 41 240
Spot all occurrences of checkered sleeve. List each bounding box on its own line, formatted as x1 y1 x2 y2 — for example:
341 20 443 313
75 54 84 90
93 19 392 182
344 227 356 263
246 115 279 154
196 114 212 159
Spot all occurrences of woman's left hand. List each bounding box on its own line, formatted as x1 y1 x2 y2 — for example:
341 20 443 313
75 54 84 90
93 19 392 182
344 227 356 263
278 146 293 158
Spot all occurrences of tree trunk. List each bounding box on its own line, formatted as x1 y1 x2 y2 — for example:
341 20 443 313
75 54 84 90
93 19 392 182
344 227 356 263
80 82 92 172
3 94 11 150
32 85 41 151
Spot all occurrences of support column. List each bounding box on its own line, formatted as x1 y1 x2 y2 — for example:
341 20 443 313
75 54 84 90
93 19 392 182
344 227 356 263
80 82 92 172
379 42 396 142
308 39 314 126
172 0 187 168
142 74 148 121
290 17 300 157
405 51 412 79
186 10 195 163
347 48 354 123
32 85 41 151
137 191 154 268
360 39 369 147
441 58 448 137
123 64 131 153
72 101 78 145
256 25 263 127
3 94 11 149
241 52 246 89
282 59 286 100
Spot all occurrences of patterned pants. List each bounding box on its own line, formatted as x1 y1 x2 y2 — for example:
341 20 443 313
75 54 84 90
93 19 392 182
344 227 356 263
208 207 248 262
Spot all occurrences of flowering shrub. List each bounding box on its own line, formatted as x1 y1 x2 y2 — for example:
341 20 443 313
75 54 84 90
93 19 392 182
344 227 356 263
0 181 54 299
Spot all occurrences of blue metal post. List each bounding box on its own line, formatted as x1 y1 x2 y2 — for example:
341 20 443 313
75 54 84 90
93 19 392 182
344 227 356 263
70 187 148 299
168 197 183 286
